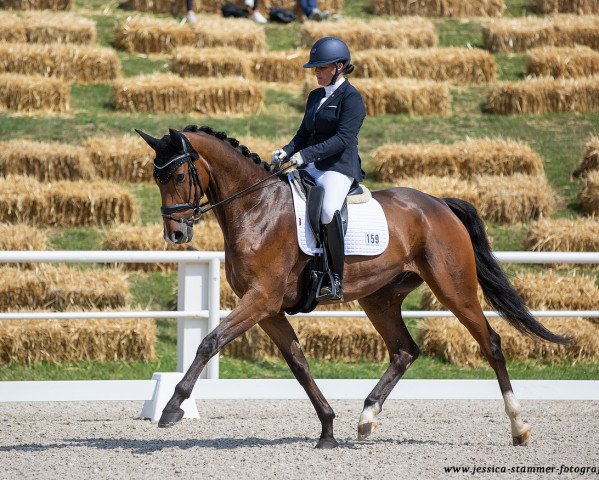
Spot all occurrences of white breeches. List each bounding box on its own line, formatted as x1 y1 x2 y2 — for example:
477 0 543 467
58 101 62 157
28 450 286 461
305 162 354 224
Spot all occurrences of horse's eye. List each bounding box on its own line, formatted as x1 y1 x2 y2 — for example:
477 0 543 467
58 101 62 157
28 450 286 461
175 173 185 183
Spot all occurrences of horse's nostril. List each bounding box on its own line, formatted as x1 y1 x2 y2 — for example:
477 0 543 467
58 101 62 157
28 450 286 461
173 230 185 242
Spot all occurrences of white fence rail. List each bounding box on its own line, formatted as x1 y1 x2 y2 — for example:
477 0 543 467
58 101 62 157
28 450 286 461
0 250 598 411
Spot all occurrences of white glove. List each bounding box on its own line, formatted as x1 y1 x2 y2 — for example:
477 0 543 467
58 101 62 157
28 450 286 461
244 0 254 7
271 149 287 170
280 152 304 172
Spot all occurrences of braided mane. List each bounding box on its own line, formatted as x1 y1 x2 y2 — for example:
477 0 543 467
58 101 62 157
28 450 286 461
183 125 271 172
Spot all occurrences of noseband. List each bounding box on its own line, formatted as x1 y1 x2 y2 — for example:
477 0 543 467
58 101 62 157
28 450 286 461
155 137 208 227
156 136 281 227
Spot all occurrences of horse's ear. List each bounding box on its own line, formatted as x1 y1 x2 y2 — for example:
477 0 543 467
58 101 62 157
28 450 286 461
169 128 185 150
135 129 160 151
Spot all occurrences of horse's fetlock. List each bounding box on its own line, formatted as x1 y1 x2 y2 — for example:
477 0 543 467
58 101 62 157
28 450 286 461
174 384 191 400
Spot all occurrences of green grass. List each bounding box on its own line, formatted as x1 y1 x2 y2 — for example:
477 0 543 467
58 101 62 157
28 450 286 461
1 0 598 382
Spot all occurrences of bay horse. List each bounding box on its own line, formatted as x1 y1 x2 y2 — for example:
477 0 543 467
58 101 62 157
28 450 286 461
136 125 567 449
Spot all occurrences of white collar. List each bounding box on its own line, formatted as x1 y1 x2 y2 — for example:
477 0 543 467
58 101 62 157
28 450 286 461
324 76 345 98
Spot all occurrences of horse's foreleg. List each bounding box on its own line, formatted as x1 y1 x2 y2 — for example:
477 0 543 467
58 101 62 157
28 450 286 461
260 314 338 449
357 289 420 440
158 291 280 428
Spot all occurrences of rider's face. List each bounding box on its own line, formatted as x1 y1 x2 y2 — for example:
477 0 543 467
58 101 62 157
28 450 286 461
314 63 343 86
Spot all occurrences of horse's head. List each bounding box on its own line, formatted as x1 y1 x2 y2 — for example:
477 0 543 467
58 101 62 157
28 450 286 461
136 128 209 244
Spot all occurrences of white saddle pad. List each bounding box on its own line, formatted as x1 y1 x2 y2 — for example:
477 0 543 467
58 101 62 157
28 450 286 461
289 174 389 257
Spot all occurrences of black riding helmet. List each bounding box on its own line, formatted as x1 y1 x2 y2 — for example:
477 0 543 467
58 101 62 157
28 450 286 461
304 37 351 85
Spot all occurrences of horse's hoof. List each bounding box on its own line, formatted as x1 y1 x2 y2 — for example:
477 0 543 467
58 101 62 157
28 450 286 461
315 437 339 449
512 424 532 446
357 419 379 440
158 408 184 428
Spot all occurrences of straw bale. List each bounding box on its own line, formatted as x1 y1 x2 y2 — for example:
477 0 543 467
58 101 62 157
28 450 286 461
419 316 598 366
113 73 263 115
351 78 450 116
0 11 95 44
579 170 599 214
0 43 120 83
371 139 543 182
0 223 48 251
251 50 308 83
482 15 599 53
0 176 137 226
523 217 599 251
0 0 72 9
172 47 252 79
115 16 265 54
353 48 496 84
526 46 599 79
224 317 387 361
191 18 265 53
0 139 94 182
372 0 504 17
575 136 599 177
420 271 598 312
0 73 68 113
0 318 155 364
301 18 438 52
83 135 153 183
398 176 479 206
0 265 130 311
126 0 186 13
530 0 599 14
475 174 556 224
486 76 599 115
101 220 224 271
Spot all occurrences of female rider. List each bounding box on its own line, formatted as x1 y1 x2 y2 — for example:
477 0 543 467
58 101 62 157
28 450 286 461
272 36 367 301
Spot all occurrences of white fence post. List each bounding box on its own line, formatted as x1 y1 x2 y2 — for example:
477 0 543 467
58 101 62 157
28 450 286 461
207 257 221 380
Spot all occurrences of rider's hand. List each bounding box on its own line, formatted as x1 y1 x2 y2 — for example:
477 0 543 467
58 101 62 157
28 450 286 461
280 152 304 172
271 149 287 170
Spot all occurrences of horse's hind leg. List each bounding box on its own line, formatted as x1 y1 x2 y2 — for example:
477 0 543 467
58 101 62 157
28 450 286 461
418 258 531 446
260 314 338 449
357 285 420 440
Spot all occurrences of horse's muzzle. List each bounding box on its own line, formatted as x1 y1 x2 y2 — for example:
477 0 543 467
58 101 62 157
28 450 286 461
163 223 194 244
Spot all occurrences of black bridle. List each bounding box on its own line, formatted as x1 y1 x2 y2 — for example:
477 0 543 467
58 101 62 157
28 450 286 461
156 138 281 227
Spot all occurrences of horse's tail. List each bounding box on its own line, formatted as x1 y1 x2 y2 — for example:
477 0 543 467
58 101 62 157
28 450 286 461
442 197 569 345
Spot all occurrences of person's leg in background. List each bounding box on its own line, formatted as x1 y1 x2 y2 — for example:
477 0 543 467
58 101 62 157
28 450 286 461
186 0 197 23
298 0 328 20
247 0 267 24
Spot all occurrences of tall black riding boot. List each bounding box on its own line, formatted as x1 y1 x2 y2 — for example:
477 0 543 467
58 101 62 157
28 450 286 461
318 210 345 301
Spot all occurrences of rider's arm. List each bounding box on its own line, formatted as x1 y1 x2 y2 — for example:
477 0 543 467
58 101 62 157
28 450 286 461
281 90 321 157
298 90 365 164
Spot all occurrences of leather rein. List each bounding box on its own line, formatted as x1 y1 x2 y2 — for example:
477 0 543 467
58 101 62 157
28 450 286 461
155 138 281 227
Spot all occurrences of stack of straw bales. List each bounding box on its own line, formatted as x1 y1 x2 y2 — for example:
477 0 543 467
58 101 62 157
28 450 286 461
371 0 504 17
482 15 599 53
0 73 69 113
419 316 598 366
486 77 599 114
371 139 544 182
224 317 388 361
115 16 265 54
0 175 137 226
0 43 121 83
0 223 48 251
398 174 556 223
353 48 496 84
101 220 224 271
0 265 130 311
524 217 599 251
0 318 156 364
301 18 438 51
574 136 599 176
351 79 450 116
0 140 94 182
0 0 72 9
421 271 598 312
526 46 599 78
0 11 95 44
172 48 308 83
84 135 154 183
530 0 599 14
113 74 263 114
475 174 556 223
580 170 599 214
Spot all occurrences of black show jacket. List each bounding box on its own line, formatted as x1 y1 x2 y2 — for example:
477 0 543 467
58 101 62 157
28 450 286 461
282 80 366 181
